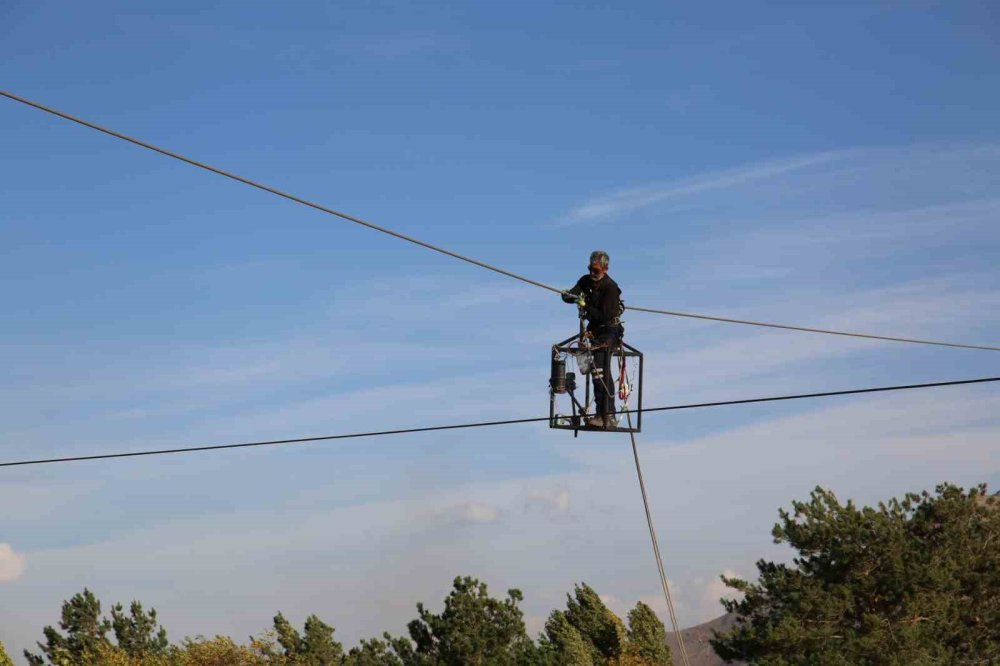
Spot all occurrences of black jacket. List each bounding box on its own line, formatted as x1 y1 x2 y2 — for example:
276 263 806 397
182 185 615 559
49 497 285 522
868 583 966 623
562 274 622 334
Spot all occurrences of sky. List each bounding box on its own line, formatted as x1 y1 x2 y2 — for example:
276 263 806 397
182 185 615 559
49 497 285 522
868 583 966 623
1 0 999 660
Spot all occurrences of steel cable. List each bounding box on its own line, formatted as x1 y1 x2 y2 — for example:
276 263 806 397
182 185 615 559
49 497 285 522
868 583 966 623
2 90 997 352
596 367 692 666
2 376 995 468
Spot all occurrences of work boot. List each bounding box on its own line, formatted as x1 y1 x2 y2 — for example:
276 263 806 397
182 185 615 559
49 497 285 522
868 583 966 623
585 415 605 428
604 414 618 429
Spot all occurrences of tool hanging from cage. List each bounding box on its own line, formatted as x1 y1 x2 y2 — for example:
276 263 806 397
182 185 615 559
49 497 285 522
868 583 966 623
618 345 632 401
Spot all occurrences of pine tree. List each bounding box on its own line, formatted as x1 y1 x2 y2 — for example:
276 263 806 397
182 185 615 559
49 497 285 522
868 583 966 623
711 483 1000 664
271 612 343 664
540 610 594 665
342 636 405 666
402 575 539 665
562 583 627 663
25 588 112 665
111 600 169 657
623 602 672 665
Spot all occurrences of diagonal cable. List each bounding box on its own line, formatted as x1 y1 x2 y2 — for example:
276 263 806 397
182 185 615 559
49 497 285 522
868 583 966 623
2 90 998 352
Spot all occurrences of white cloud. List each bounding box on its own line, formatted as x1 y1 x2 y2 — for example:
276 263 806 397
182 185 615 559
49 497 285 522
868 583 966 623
697 570 744 623
0 543 26 582
558 141 1000 227
3 382 995 654
525 487 571 514
559 150 853 224
451 501 500 524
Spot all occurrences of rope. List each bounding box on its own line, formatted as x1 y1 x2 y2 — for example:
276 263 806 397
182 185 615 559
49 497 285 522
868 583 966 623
0 377 995 469
593 364 692 666
3 89 998 353
627 410 692 666
625 305 999 351
0 90 561 296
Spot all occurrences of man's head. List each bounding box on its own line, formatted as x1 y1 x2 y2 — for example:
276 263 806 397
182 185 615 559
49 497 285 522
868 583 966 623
589 250 609 280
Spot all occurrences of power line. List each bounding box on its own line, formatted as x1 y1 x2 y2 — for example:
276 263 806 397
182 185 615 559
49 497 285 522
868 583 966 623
627 421 692 666
2 89 998 353
2 377 995 469
0 90 559 295
609 373 691 666
626 306 1000 351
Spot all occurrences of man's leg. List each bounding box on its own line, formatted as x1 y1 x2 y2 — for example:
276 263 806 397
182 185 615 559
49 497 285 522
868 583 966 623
586 346 609 427
593 343 616 418
601 341 616 421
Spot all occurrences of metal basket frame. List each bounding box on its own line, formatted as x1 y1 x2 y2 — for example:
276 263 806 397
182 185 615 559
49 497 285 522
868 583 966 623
549 332 643 434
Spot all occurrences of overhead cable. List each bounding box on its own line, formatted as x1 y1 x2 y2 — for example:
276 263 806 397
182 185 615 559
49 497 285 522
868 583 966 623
603 373 691 666
625 306 999 351
0 90 559 295
2 90 998 352
1 376 995 469
628 422 691 666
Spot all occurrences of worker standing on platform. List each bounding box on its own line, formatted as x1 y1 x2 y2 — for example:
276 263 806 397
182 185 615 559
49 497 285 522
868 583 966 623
562 250 624 428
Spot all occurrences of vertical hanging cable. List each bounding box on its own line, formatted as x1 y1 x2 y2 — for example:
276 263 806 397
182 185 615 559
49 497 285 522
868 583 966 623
624 406 693 666
597 364 692 666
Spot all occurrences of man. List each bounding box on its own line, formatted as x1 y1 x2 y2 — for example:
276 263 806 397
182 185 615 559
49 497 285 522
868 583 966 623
561 250 623 429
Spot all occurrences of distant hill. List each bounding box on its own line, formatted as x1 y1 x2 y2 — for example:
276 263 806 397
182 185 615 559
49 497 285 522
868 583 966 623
666 614 744 666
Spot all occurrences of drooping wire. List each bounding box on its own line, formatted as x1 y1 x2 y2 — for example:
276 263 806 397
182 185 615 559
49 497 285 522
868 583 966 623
1 377 995 469
627 411 692 666
625 305 998 351
594 364 692 666
2 89 998 353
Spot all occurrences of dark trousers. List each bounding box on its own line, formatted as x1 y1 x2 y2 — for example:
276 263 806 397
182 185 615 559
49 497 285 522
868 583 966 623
592 332 620 417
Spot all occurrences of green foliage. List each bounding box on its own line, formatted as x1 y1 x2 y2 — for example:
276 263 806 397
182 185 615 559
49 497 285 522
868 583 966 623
111 601 169 657
711 483 1000 665
176 635 270 665
24 576 678 666
342 636 404 666
540 611 594 665
402 575 539 665
540 586 671 666
25 588 113 665
0 639 14 666
562 583 627 663
270 612 343 664
623 602 671 666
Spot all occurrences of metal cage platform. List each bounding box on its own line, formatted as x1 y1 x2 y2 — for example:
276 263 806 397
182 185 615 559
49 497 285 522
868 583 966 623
548 332 643 435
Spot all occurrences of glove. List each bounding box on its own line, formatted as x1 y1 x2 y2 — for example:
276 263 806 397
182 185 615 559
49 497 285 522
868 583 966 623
561 291 580 304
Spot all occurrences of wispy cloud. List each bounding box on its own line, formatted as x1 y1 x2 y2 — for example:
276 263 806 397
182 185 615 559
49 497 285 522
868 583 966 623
447 501 501 525
557 142 1000 227
9 382 994 650
558 150 853 225
525 486 571 515
631 275 1000 404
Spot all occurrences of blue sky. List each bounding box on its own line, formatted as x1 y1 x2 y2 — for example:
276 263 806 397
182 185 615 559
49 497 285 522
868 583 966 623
1 0 999 659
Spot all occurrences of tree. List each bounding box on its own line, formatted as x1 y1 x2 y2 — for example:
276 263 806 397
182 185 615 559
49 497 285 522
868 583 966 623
26 588 112 665
539 610 593 665
271 612 343 664
176 635 270 666
111 600 169 658
711 483 1000 665
0 640 14 666
343 636 405 666
402 575 539 665
562 583 627 663
622 602 672 666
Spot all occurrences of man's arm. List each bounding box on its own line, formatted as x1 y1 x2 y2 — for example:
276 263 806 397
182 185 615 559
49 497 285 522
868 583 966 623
561 276 586 303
